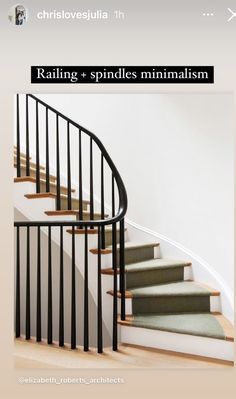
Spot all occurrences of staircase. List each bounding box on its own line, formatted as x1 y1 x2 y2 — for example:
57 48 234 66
14 94 234 363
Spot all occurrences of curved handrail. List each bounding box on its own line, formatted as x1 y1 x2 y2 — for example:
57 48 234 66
20 94 128 227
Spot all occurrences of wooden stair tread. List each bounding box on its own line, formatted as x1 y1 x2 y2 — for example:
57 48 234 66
101 260 192 275
15 177 75 192
14 156 46 170
90 242 160 255
14 163 57 181
66 227 127 235
25 193 88 202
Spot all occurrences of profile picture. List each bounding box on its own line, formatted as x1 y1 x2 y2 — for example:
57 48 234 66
8 4 28 26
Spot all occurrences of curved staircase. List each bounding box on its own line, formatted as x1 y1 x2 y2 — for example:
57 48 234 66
14 95 234 364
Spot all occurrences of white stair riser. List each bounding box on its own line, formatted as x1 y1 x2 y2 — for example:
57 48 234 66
120 325 234 362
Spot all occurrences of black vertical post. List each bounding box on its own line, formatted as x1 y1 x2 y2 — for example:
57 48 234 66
120 218 126 320
16 94 21 177
79 129 83 222
15 226 21 338
25 226 31 339
89 138 94 227
45 107 50 192
84 226 89 351
56 114 61 210
25 94 30 176
112 222 118 351
71 226 76 349
35 101 40 193
67 122 72 210
36 226 41 342
101 154 105 249
97 226 103 353
47 226 53 344
59 226 64 346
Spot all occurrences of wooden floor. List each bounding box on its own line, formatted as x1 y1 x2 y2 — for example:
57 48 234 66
14 339 233 369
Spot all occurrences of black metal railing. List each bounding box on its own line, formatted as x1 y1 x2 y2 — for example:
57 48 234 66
14 94 128 353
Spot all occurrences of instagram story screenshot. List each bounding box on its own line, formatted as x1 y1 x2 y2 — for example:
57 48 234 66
0 1 236 398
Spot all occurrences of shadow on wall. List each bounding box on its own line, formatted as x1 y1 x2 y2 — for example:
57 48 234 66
14 208 111 348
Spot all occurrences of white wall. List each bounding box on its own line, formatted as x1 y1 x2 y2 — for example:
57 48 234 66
17 93 234 300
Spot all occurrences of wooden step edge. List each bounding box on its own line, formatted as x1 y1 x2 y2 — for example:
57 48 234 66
15 176 76 193
13 163 57 181
67 228 99 235
107 289 133 298
14 176 56 185
194 282 221 297
66 227 127 235
45 211 106 219
101 262 192 275
90 242 160 255
107 284 220 299
14 157 46 170
25 193 89 203
91 248 113 255
212 313 234 342
13 150 32 160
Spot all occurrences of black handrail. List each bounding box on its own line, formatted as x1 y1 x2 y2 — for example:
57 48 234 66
14 94 128 353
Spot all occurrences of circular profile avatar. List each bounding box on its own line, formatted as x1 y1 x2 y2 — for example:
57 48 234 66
8 5 28 26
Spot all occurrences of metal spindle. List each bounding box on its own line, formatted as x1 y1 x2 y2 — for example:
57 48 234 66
84 227 89 351
67 122 72 210
36 226 41 342
101 154 105 249
56 114 61 210
16 94 21 177
25 226 31 339
47 226 53 344
120 218 126 320
59 226 64 346
90 138 94 225
45 107 50 192
112 174 115 218
97 226 103 353
79 129 83 222
112 222 118 350
71 226 76 349
26 94 30 176
15 226 21 338
36 101 40 193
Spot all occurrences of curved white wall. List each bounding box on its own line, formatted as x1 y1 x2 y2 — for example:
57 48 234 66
20 94 234 309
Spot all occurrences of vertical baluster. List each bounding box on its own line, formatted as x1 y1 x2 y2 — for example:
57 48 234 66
56 114 61 210
67 122 72 210
84 226 89 351
15 226 21 338
59 226 64 346
112 222 118 351
78 129 83 222
90 138 94 227
25 94 30 176
16 94 21 177
47 226 53 344
97 226 103 353
36 101 40 193
45 107 50 192
120 218 126 320
101 154 105 249
36 226 41 342
25 226 31 339
71 225 76 349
